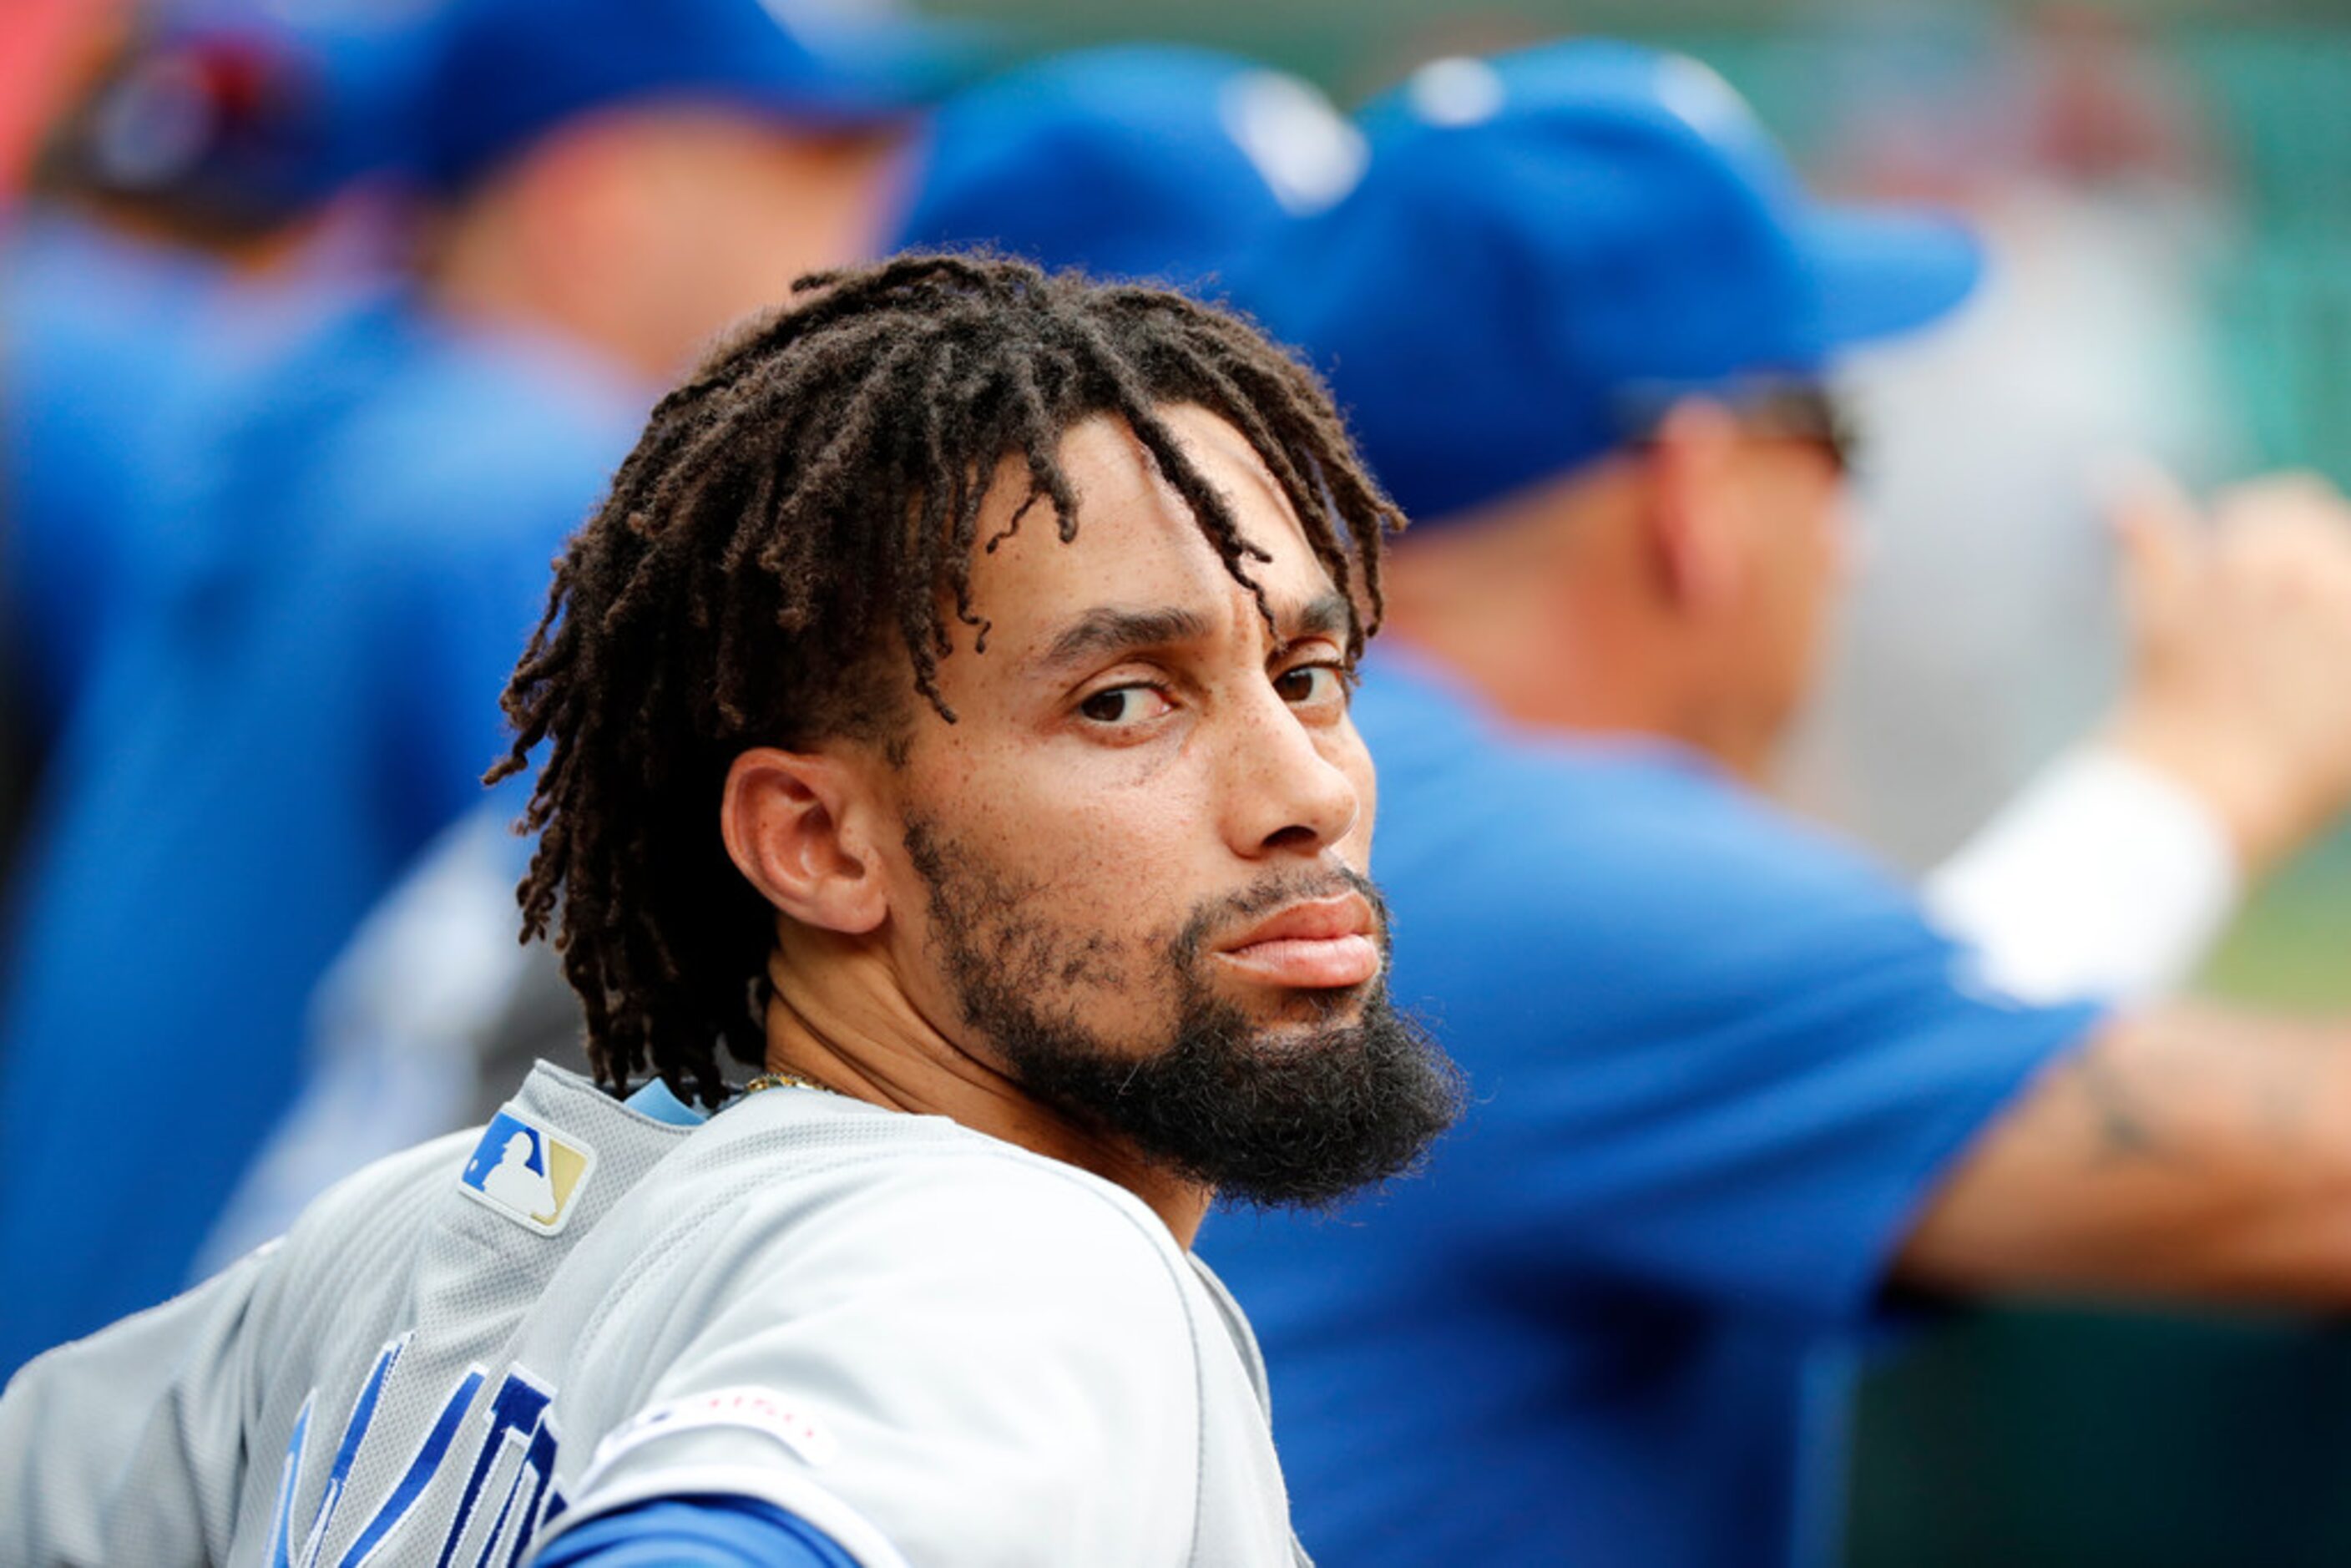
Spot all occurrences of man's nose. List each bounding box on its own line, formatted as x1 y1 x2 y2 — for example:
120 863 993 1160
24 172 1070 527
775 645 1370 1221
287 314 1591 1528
1220 687 1362 857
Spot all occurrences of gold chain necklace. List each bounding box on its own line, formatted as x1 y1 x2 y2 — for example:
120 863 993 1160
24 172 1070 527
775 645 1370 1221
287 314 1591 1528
737 1070 839 1100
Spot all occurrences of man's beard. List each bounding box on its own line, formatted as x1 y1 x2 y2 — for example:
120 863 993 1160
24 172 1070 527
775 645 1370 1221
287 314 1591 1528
905 820 1463 1209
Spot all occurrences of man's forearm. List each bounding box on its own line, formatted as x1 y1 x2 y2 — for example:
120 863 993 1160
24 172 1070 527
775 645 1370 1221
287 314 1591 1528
1898 1004 2351 1303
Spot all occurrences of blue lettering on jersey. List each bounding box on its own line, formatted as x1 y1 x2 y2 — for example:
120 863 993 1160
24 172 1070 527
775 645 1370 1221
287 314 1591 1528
268 1393 316 1568
270 1338 569 1568
435 1363 563 1568
345 1363 485 1565
274 1337 407 1568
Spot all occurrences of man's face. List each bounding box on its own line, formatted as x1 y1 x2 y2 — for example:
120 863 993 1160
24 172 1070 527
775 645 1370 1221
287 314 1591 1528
859 405 1457 1204
608 106 913 372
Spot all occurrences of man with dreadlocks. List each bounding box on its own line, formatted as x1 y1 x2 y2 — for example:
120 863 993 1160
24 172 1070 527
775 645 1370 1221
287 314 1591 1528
189 43 1382 1274
0 255 1462 1568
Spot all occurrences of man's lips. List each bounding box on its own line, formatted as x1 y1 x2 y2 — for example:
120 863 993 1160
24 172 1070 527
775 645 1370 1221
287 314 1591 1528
1212 892 1382 989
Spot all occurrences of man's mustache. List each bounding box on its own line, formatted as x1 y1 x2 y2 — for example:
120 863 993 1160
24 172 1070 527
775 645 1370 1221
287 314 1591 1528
1176 866 1392 963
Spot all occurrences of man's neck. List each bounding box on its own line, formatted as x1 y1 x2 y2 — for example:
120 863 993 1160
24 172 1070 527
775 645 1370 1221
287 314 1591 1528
759 936 1214 1247
1379 498 1773 779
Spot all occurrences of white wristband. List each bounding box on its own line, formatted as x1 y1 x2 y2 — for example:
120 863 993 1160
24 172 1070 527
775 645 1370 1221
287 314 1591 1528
1923 746 2241 1006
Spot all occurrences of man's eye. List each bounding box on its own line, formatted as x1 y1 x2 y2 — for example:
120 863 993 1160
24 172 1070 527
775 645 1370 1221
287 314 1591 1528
1274 663 1352 708
1079 685 1170 726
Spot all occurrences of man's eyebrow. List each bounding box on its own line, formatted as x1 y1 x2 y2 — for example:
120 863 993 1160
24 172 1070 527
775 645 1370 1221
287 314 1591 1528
1034 591 1357 675
1038 605 1216 673
1277 591 1355 649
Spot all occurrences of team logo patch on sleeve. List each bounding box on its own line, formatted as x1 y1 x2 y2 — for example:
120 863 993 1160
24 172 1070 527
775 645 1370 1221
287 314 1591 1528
460 1111 596 1235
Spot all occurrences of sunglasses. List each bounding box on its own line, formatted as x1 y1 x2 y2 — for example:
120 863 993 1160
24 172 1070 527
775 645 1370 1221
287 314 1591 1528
1615 377 1859 475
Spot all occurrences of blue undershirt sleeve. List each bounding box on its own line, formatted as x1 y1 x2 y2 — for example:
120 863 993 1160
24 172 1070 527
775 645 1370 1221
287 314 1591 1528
531 1495 862 1568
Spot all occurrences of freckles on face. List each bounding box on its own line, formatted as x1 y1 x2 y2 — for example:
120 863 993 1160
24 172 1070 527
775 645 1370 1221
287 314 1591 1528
882 406 1378 1044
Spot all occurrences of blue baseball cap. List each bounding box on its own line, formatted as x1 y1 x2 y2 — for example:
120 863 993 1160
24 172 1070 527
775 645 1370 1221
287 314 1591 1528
1230 40 1984 524
892 44 1365 287
412 0 986 191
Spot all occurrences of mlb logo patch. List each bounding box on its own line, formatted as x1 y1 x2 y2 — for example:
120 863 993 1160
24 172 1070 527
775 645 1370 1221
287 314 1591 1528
460 1111 596 1236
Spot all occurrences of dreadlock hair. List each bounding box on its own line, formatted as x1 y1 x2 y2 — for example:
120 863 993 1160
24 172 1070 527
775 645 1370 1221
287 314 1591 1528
488 252 1405 1108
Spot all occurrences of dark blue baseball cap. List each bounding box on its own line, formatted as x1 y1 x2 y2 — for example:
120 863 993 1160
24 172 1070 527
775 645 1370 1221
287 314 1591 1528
892 43 1365 287
55 0 434 220
1230 40 1984 524
72 0 982 215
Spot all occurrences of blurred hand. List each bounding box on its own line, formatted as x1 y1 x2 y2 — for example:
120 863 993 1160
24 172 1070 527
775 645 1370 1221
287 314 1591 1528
2104 466 2351 873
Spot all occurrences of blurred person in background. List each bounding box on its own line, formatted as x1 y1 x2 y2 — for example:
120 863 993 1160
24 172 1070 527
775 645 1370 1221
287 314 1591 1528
193 38 1379 1271
1201 40 2351 1568
1784 3 2242 871
0 0 969 1380
0 0 423 833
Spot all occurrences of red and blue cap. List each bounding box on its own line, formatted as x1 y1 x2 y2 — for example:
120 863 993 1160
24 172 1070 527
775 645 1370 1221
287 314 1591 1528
64 0 981 220
1230 40 1985 523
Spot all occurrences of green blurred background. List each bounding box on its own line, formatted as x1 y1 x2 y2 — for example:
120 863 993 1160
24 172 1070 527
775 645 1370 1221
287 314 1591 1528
917 1 2351 1560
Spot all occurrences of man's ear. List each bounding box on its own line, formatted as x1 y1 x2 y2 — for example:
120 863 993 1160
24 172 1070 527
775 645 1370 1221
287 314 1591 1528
720 747 890 936
1641 397 1749 616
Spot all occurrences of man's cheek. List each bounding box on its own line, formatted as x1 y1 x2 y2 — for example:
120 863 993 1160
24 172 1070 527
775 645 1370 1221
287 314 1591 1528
1336 739 1378 867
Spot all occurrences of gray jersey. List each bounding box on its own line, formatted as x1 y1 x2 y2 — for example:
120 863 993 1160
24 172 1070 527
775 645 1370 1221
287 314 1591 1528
0 1063 1308 1566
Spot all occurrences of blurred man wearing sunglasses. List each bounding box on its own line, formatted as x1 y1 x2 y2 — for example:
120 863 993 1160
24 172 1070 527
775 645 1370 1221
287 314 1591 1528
1205 39 2351 1568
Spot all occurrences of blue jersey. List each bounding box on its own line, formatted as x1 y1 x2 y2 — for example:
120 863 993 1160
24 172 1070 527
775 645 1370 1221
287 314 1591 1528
1199 651 2101 1568
0 211 222 731
0 293 645 1378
